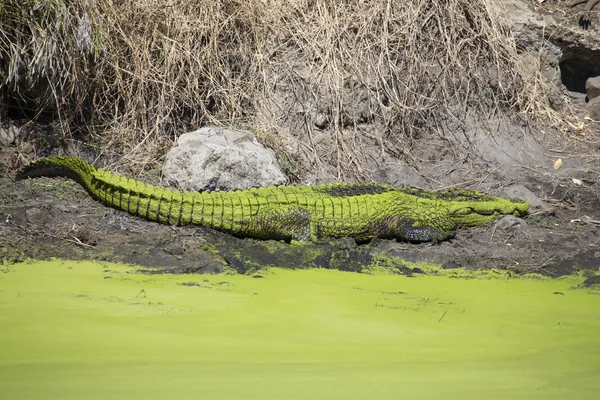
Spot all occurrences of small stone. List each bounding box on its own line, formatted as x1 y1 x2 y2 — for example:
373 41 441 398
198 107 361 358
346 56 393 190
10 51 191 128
500 184 544 208
0 123 20 147
553 159 563 169
586 76 600 100
313 113 330 129
168 247 185 256
495 215 527 231
586 96 600 121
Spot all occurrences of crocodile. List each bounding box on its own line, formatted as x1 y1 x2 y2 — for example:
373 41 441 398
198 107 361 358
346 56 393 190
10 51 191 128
17 156 529 243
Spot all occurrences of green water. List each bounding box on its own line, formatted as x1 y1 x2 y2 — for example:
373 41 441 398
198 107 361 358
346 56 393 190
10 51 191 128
1 260 599 399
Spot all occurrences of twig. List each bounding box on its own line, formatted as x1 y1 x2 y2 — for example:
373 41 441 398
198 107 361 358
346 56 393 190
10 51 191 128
438 310 447 322
67 236 100 250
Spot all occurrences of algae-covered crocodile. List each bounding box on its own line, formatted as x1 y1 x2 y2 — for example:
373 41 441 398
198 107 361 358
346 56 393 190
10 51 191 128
17 156 529 243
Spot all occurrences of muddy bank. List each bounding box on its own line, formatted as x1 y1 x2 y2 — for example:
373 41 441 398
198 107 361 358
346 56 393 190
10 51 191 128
1 167 599 276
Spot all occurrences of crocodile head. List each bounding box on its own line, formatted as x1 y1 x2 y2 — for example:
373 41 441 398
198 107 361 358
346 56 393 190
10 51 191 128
400 186 529 227
443 188 529 226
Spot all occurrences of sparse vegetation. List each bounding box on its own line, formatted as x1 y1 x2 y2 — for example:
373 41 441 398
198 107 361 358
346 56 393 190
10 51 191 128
1 0 558 176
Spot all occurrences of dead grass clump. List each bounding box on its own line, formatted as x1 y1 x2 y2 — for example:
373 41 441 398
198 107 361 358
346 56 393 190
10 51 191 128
253 0 558 178
0 0 96 128
1 0 558 176
1 0 266 167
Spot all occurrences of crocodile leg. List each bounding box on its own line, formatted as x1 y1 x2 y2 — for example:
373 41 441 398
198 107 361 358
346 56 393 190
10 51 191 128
374 216 456 243
401 225 456 243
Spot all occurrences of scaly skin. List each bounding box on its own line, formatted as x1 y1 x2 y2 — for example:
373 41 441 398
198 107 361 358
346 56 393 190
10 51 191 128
17 156 529 243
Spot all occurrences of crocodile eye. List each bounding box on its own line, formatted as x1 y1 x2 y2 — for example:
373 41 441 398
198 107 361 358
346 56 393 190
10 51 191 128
452 207 472 216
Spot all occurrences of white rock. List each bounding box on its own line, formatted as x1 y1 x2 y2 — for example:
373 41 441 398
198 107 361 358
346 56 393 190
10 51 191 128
163 126 287 191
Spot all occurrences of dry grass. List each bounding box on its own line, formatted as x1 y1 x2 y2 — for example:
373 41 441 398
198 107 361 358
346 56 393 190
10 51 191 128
1 0 560 177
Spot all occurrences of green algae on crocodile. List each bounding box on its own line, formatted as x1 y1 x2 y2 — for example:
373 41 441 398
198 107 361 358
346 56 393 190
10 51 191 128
17 156 529 243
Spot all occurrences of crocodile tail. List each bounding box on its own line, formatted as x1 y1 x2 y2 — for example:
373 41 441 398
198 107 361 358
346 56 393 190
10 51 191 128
17 156 97 189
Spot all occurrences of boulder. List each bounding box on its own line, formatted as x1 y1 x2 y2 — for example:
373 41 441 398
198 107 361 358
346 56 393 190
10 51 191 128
163 126 287 191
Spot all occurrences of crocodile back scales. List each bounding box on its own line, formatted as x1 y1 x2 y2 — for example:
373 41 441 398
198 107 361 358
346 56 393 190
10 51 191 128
18 156 529 242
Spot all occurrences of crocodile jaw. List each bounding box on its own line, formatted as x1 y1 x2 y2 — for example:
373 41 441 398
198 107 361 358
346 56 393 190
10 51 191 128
448 199 529 227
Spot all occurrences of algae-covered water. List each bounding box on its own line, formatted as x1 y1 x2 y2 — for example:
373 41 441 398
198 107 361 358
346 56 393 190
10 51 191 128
1 260 599 399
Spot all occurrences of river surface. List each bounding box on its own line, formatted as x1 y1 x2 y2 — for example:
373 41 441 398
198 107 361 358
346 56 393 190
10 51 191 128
1 260 599 399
